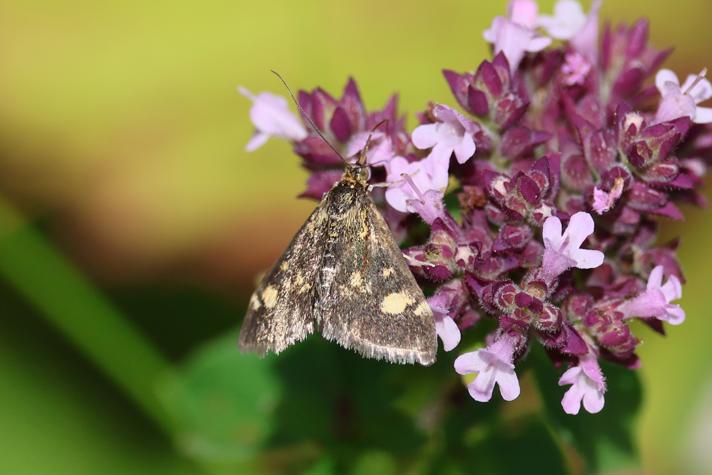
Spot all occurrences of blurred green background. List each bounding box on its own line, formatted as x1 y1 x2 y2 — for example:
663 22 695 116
1 0 711 473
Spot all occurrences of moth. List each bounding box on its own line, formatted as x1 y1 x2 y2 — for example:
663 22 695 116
239 74 437 365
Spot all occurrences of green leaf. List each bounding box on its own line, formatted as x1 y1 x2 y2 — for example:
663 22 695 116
158 333 281 465
351 450 397 475
160 333 440 473
530 347 643 472
429 391 567 475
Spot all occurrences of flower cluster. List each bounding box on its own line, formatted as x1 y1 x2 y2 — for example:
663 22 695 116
241 0 709 415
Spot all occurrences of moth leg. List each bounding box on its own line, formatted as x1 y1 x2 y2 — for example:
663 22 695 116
367 181 391 191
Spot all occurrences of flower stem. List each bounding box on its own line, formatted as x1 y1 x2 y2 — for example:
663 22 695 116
0 198 175 434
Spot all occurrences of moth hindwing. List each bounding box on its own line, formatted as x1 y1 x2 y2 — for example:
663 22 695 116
239 166 437 366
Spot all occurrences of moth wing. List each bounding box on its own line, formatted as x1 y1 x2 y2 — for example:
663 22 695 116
238 203 329 355
318 190 437 366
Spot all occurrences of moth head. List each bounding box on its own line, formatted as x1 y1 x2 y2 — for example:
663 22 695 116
344 163 370 185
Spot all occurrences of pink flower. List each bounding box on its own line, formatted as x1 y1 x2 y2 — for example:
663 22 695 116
411 104 478 168
344 131 395 167
428 287 463 352
539 0 601 63
569 0 601 63
238 87 308 151
538 0 587 40
621 265 685 325
561 52 592 86
542 212 604 280
454 334 520 402
559 353 606 415
483 0 551 73
592 178 625 215
435 315 461 352
384 156 447 224
508 0 539 29
654 69 712 124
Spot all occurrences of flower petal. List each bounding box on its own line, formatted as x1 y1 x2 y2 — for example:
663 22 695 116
561 384 584 415
581 385 605 413
483 17 503 44
694 106 712 124
453 134 476 164
385 185 410 213
558 366 582 386
562 211 595 251
661 274 682 301
237 85 256 100
427 142 454 171
655 69 680 96
245 132 270 152
542 215 563 249
435 315 461 352
525 35 552 53
663 304 686 325
411 123 440 150
571 248 604 269
539 0 586 40
454 351 487 374
422 154 450 191
509 0 539 29
647 265 664 291
496 369 521 401
469 368 497 402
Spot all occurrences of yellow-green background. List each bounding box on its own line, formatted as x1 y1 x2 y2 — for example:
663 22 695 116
0 0 710 473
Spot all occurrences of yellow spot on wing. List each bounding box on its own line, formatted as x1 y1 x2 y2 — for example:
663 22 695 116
280 261 289 271
350 271 363 288
382 267 394 278
414 301 431 317
249 293 261 310
262 285 278 309
380 292 414 315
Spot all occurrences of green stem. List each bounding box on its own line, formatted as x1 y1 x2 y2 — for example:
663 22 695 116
0 199 174 434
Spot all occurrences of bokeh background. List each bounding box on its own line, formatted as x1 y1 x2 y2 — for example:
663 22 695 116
1 0 711 473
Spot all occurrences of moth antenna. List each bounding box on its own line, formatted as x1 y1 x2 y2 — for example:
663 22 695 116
359 119 389 167
270 70 348 164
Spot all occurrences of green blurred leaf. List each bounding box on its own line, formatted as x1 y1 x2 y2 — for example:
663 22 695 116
302 456 336 475
158 333 281 465
530 348 643 472
351 450 397 475
160 333 445 473
429 389 567 475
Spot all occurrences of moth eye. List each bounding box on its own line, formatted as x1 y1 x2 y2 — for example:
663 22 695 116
358 166 371 182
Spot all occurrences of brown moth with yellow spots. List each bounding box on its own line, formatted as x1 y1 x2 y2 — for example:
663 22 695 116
239 163 437 365
239 74 436 365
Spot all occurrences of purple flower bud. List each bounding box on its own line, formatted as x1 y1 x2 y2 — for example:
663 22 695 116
329 106 352 142
493 224 533 252
500 126 551 160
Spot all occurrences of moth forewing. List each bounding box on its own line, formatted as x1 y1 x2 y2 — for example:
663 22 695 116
238 203 328 354
316 183 436 365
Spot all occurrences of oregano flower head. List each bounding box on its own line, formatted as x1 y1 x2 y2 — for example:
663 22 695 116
241 0 710 415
